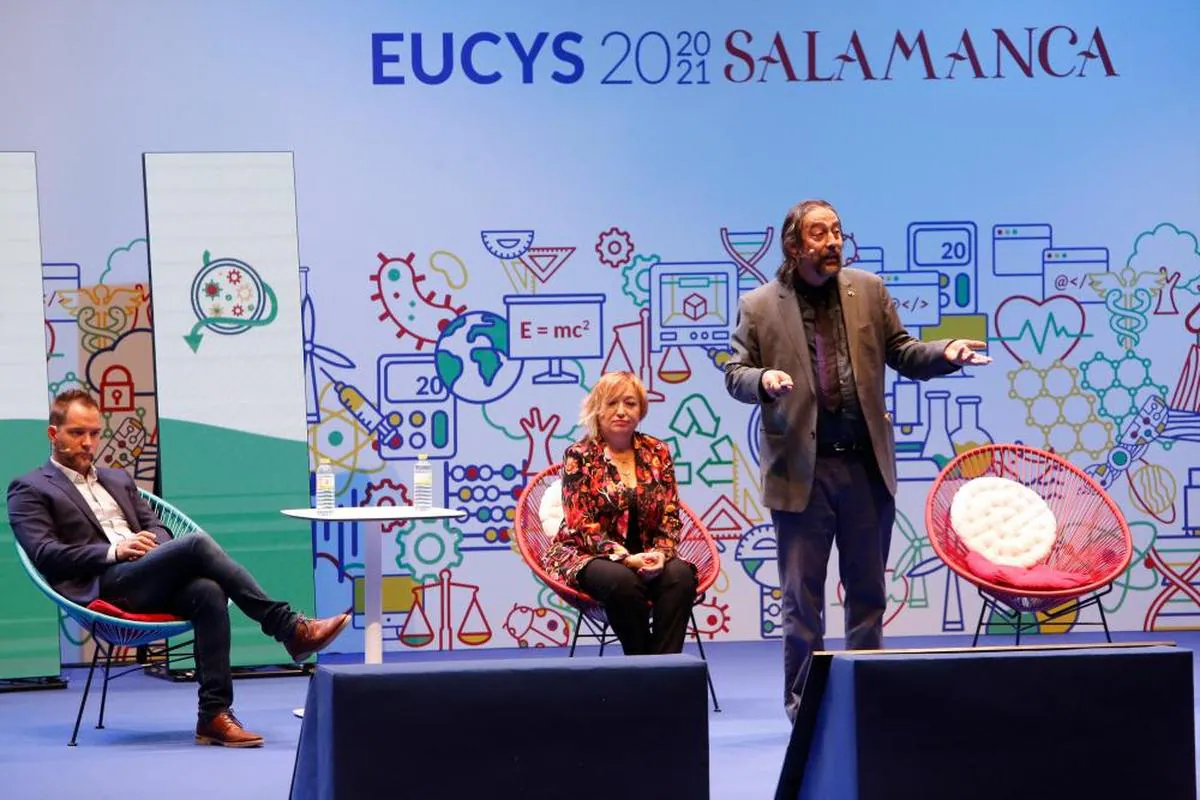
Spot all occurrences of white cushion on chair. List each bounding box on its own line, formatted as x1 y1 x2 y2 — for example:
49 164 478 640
950 476 1058 568
538 479 564 536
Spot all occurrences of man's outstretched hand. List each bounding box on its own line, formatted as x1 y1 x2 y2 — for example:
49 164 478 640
944 339 992 366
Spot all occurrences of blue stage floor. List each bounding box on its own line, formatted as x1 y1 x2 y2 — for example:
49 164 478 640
0 632 1196 799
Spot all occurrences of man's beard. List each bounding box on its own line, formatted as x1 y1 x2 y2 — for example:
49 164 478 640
818 247 842 272
796 249 842 285
54 443 92 473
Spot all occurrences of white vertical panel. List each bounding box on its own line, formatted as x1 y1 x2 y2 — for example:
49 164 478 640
0 153 49 415
144 152 306 442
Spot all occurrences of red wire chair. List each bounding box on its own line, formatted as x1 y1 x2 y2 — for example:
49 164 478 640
926 444 1133 646
513 463 722 711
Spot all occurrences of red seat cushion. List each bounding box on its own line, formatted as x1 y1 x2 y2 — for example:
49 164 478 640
86 598 183 623
965 551 1094 591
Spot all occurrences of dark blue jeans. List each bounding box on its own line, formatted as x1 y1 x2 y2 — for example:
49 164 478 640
773 451 895 721
98 532 297 720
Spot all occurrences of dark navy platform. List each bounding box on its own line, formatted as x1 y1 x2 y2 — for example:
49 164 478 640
291 654 710 800
777 643 1195 800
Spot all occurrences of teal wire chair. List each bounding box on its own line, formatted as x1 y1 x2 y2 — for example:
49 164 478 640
13 489 207 745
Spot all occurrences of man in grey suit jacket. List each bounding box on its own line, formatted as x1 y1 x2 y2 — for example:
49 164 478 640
8 390 351 746
724 200 991 720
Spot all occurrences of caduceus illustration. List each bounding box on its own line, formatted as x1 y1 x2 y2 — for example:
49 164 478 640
1087 265 1165 351
57 284 149 354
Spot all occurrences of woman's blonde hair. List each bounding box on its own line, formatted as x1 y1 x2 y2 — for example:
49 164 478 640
579 371 649 439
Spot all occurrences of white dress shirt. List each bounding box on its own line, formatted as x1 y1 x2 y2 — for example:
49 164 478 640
51 459 135 563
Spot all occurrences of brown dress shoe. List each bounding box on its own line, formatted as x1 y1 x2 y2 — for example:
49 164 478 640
285 612 351 663
195 711 264 748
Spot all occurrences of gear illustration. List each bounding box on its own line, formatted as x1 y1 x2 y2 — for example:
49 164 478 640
595 226 635 269
395 517 464 582
363 477 411 532
620 253 659 308
842 231 860 268
370 251 467 350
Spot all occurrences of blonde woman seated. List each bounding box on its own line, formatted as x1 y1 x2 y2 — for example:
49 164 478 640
543 372 697 655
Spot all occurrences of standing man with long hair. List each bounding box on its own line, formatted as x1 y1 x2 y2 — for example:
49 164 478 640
724 199 991 720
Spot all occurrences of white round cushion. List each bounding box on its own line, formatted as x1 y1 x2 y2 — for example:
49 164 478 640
538 479 564 535
949 476 1058 568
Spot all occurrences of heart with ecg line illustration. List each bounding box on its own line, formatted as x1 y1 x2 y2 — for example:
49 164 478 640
993 294 1088 367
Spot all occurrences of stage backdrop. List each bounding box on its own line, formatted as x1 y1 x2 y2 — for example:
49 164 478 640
0 1 1198 665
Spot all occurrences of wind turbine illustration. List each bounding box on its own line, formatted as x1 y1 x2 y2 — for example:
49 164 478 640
301 266 356 423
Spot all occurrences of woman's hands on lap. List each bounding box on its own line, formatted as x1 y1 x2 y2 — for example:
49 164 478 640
625 551 665 579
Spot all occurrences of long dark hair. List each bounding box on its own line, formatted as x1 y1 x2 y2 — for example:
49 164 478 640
776 199 836 287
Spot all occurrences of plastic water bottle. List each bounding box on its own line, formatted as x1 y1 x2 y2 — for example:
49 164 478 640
315 459 336 514
412 454 433 511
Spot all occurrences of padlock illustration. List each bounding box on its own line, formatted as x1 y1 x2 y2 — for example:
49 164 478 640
99 365 136 412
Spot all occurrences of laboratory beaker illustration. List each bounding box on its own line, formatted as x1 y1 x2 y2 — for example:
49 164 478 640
951 396 994 478
921 390 956 469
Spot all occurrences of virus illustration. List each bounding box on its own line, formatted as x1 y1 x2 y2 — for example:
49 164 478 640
370 251 468 350
692 597 732 639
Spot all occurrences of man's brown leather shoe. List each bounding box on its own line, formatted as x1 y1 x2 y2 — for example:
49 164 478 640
285 612 351 663
195 711 264 748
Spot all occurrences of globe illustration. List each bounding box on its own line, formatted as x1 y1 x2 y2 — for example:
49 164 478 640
434 310 523 404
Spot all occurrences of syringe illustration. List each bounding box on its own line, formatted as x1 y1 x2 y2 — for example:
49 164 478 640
321 368 401 447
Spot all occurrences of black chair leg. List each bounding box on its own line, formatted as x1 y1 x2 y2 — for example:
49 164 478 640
568 610 584 657
96 646 116 729
70 644 104 746
689 610 720 712
1098 598 1113 643
971 598 988 647
597 622 610 657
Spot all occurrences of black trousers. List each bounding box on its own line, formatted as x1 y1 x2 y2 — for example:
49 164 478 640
98 532 297 721
773 451 895 721
577 557 697 656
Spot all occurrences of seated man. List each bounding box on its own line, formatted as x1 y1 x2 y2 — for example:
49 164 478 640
7 389 350 748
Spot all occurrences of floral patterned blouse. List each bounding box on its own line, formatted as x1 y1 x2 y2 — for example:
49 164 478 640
542 431 685 586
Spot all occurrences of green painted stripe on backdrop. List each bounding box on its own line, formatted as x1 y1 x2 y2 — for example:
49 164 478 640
0 419 61 679
158 419 314 667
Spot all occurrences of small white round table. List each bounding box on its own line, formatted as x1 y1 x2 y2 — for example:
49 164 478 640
280 506 468 665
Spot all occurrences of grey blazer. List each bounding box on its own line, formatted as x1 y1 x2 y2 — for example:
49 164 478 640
7 462 172 603
724 269 958 512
